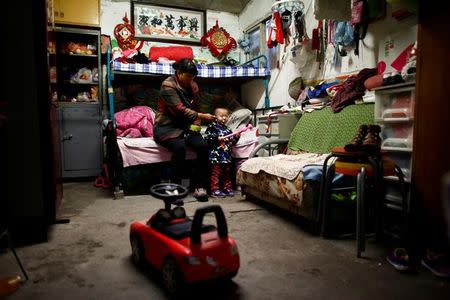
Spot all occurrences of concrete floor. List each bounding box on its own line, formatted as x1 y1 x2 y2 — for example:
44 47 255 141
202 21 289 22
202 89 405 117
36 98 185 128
1 182 449 299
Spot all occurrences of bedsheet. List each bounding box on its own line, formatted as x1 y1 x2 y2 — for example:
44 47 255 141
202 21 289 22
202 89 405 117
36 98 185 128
113 61 270 78
117 136 258 167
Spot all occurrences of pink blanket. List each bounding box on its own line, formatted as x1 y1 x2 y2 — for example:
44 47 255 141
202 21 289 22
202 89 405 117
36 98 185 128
115 106 155 138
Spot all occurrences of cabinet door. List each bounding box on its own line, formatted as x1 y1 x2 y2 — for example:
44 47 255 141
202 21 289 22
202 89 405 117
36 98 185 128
55 0 100 27
60 105 102 177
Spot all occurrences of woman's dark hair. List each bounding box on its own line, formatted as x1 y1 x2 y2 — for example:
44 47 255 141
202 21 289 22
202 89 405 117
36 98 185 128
173 58 198 76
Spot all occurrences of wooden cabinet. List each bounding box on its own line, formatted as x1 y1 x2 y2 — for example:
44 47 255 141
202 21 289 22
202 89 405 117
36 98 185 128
53 0 100 27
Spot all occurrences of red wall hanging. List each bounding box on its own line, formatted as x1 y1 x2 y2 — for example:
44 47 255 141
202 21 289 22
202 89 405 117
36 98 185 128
200 21 236 59
114 13 143 51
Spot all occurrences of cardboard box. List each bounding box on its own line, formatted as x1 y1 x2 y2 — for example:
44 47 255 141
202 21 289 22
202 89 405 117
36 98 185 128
378 25 417 73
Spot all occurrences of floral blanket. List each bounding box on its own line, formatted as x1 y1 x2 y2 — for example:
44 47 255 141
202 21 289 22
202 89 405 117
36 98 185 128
239 153 330 181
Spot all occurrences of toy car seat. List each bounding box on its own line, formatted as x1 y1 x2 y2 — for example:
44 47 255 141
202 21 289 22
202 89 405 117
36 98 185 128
149 183 218 240
150 209 173 229
171 206 186 219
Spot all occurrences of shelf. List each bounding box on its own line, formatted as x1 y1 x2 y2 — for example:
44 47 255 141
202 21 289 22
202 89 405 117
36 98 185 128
384 175 411 184
385 193 403 203
372 81 415 91
376 117 413 123
63 80 99 85
58 101 100 106
381 146 413 153
59 53 98 58
384 203 403 211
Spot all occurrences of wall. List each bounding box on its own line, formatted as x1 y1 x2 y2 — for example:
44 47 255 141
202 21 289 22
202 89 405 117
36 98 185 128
239 0 417 109
100 0 241 63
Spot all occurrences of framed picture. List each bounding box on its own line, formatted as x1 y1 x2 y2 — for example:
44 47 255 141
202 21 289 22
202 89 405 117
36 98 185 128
131 1 206 45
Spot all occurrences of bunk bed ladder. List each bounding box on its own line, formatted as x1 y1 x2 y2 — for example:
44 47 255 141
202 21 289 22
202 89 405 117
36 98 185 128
106 47 115 127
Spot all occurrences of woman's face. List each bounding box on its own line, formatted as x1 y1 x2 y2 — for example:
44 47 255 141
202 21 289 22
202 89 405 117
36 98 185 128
176 71 194 89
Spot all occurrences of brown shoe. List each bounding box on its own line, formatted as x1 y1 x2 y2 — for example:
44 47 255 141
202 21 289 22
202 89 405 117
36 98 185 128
362 125 381 151
344 125 368 151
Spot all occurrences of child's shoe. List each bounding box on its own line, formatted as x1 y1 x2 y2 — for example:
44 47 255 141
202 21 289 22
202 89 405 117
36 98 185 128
211 190 226 198
386 248 414 272
421 251 450 278
224 189 234 197
193 188 209 202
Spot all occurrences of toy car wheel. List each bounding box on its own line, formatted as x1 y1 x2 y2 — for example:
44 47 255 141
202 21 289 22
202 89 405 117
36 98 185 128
162 257 184 295
223 270 238 281
130 234 145 266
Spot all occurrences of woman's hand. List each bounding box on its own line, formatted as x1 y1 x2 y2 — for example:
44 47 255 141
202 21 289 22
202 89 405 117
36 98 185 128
198 113 216 122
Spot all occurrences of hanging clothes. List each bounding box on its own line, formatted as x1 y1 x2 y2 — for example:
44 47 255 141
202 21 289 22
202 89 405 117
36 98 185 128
281 10 293 46
273 11 285 44
293 10 307 43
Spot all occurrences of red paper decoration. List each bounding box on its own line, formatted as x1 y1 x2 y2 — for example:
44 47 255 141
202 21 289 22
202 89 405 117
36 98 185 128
114 13 143 51
200 21 237 59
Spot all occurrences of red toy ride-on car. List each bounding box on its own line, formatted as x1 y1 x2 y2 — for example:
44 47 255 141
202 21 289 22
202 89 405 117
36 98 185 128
129 183 240 294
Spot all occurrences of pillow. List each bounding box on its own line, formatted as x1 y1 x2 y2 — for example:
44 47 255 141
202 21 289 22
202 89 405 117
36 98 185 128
149 46 193 62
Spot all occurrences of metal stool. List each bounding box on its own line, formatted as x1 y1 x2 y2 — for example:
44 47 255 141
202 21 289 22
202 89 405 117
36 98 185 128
319 147 407 257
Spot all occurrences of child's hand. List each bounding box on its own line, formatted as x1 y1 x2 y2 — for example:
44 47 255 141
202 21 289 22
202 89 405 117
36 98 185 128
218 136 225 142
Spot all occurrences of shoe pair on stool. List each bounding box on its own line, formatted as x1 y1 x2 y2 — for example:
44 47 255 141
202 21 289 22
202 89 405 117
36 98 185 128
344 124 382 152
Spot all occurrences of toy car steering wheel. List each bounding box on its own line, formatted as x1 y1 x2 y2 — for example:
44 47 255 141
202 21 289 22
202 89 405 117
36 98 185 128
150 183 188 201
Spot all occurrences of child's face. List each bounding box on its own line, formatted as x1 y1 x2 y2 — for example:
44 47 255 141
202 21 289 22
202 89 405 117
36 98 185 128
215 109 229 125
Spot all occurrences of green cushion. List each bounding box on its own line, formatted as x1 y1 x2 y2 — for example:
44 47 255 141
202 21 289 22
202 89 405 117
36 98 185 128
287 104 374 154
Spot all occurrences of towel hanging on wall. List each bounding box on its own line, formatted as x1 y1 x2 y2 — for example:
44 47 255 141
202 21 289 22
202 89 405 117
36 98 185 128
313 0 352 21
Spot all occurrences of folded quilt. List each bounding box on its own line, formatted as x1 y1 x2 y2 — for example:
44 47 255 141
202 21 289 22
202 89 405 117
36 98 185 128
239 153 331 180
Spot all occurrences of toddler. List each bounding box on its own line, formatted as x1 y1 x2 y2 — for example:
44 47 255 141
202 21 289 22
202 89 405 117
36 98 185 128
205 108 240 197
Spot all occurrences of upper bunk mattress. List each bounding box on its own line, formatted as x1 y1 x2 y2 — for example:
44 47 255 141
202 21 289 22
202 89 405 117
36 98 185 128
112 61 270 78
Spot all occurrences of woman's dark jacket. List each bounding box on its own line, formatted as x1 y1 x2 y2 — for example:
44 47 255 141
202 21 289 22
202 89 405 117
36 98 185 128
153 76 200 142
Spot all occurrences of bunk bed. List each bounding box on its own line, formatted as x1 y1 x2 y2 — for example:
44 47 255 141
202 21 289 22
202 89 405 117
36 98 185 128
105 50 272 197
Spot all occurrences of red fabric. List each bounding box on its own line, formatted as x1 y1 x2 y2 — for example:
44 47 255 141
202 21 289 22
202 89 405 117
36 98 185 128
149 46 193 62
331 68 377 113
273 12 284 44
351 0 364 26
364 74 383 90
210 164 233 192
267 25 277 48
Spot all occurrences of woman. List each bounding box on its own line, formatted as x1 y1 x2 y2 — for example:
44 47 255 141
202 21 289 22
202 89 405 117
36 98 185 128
153 59 215 201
